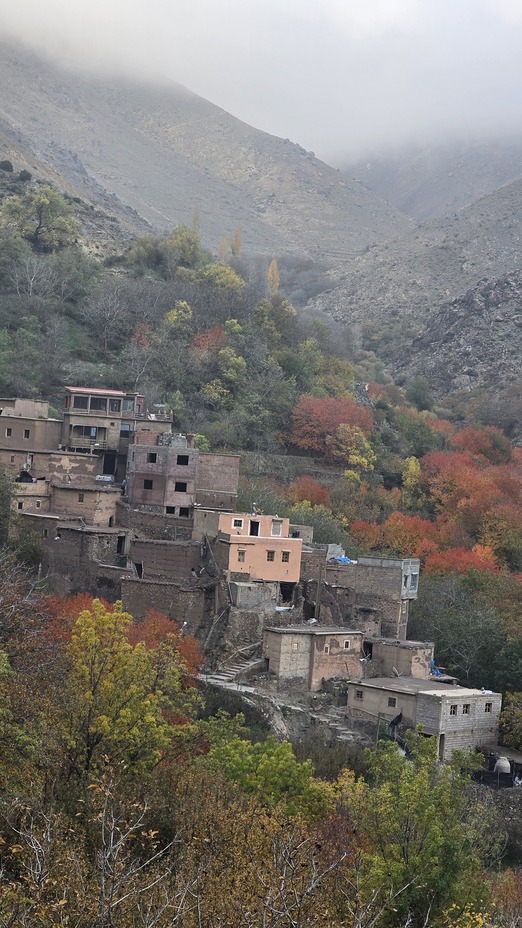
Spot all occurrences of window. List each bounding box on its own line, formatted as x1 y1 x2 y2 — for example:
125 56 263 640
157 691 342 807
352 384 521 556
42 529 48 538
410 573 418 591
78 493 84 503
5 427 11 437
271 520 282 536
449 705 457 716
10 455 14 463
120 423 131 438
266 550 275 562
175 481 187 492
73 395 88 409
147 452 157 463
36 500 41 509
343 639 351 649
292 641 299 651
281 551 290 563
24 429 30 439
179 507 190 517
233 518 243 529
485 702 492 713
324 645 330 654
90 397 107 411
355 690 363 700
109 399 121 413
177 454 189 466
17 501 23 510
462 704 470 715
143 479 153 490
237 550 245 563
388 697 397 708
166 506 176 514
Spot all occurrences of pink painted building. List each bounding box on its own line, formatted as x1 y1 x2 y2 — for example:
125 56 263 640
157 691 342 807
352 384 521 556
212 512 302 586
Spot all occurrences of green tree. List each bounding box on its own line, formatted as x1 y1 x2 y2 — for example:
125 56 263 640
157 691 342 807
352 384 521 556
499 692 522 750
204 734 332 818
1 184 78 250
343 733 497 927
62 600 197 778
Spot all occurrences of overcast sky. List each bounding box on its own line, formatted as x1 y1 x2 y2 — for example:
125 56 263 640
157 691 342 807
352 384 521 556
2 0 522 163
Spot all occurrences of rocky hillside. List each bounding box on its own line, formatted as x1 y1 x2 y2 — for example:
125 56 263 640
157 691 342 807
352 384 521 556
0 40 410 259
342 137 522 222
398 271 522 408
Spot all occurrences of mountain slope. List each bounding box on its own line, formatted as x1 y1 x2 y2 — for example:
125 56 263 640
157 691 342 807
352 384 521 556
342 138 522 222
0 40 411 259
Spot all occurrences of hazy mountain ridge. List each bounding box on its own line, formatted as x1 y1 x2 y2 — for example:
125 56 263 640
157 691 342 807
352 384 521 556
310 174 522 350
0 40 411 259
342 138 522 222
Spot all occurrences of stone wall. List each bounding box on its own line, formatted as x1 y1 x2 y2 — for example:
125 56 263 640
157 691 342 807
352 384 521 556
129 538 202 580
121 577 209 636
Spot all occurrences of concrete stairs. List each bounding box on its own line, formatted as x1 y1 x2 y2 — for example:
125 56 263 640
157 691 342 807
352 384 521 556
310 706 360 742
200 657 259 690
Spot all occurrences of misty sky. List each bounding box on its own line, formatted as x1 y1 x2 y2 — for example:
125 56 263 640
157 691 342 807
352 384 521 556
2 0 522 164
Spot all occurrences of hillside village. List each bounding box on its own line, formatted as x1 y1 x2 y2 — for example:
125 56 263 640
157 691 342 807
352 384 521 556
0 387 507 767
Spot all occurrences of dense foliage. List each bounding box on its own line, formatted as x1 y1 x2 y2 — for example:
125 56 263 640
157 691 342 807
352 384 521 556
0 573 515 927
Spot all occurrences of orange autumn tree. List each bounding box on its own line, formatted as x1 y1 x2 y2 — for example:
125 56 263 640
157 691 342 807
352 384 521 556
127 609 202 676
288 476 330 507
287 394 373 456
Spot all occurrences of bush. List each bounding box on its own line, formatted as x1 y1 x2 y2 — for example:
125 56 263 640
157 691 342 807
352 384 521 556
18 170 32 182
0 160 14 173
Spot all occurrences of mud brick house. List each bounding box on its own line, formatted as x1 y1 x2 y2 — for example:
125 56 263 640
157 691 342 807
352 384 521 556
62 387 170 479
263 625 365 692
126 433 240 519
300 552 420 640
346 677 502 762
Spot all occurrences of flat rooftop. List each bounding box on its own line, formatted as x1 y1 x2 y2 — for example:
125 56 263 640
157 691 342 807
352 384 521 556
265 625 364 636
349 676 500 697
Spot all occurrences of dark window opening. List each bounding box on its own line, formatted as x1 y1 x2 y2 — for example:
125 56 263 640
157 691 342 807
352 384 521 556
267 550 275 561
90 397 107 412
147 452 157 463
109 399 121 413
280 582 295 603
5 427 12 437
166 506 176 514
177 454 189 465
355 690 363 700
43 529 48 538
78 493 84 502
117 535 125 554
108 516 114 527
144 479 153 490
249 520 259 536
281 551 290 562
485 702 492 713
17 501 23 510
135 562 143 578
24 429 30 439
73 395 88 409
388 697 397 708
175 481 187 492
179 507 190 517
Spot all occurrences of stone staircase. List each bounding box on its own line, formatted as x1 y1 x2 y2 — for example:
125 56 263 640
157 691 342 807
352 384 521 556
310 706 361 742
201 657 260 690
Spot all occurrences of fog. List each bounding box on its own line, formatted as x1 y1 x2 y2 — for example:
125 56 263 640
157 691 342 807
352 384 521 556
1 0 522 164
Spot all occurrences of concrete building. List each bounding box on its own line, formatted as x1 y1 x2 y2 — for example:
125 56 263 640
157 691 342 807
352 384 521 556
346 677 502 762
211 513 302 590
263 625 364 692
